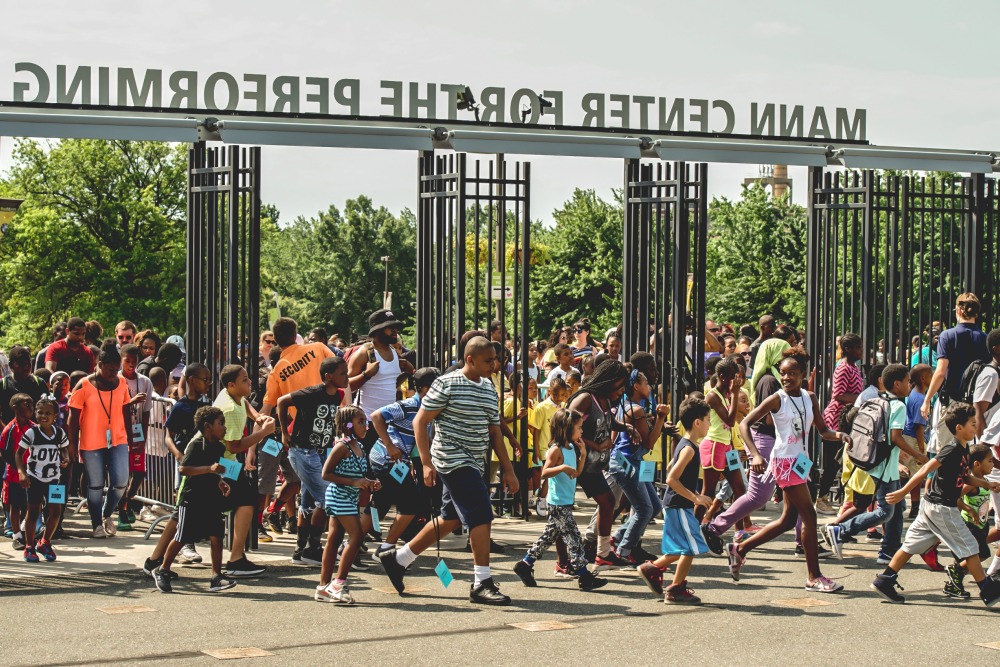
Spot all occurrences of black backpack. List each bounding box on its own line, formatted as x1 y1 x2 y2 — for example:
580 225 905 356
958 359 1000 407
846 395 895 471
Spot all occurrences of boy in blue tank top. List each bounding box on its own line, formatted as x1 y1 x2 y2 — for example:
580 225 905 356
513 408 608 592
638 397 713 604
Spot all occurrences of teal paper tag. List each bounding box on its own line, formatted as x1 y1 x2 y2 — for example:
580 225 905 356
261 438 282 457
435 559 453 588
638 460 656 482
371 507 381 533
217 458 242 480
48 484 66 503
725 449 742 471
390 460 409 484
792 451 812 478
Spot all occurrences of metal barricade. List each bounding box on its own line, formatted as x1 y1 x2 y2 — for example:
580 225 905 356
134 396 177 538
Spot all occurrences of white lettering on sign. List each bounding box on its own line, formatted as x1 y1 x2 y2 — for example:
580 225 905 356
7 62 868 140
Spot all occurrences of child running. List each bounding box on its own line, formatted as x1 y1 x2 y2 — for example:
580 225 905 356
872 402 1000 606
727 346 849 593
154 406 237 593
513 408 607 591
2 394 35 551
317 406 380 604
943 444 995 598
638 397 714 604
14 397 68 562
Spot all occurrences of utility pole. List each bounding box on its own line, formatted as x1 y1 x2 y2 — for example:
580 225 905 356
381 255 392 309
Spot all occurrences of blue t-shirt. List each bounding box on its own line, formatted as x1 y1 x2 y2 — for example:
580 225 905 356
611 401 649 464
903 389 927 438
937 323 988 400
369 395 422 471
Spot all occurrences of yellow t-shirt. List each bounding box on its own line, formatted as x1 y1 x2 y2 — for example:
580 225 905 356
503 396 534 461
213 388 247 462
531 398 561 465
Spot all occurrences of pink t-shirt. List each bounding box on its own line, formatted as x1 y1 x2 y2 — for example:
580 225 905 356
823 360 863 430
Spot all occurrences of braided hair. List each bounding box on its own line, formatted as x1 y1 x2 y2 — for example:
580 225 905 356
566 358 628 407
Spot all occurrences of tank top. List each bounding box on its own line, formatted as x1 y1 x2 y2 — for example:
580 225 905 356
771 389 813 460
546 444 577 506
332 438 368 482
581 394 614 473
706 388 733 444
358 346 401 419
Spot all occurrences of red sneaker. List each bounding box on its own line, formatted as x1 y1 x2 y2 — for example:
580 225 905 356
919 547 945 572
637 562 663 596
665 581 701 604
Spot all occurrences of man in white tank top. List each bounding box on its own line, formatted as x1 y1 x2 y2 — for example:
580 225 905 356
348 309 415 449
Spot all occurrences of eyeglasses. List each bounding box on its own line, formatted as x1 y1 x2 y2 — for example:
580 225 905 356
708 327 721 333
263 339 275 345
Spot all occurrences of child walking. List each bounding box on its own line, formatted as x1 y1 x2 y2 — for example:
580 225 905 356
944 444 995 598
317 406 380 604
872 402 1000 606
154 406 237 593
728 347 849 593
2 394 35 551
14 398 68 562
513 408 607 591
638 397 714 604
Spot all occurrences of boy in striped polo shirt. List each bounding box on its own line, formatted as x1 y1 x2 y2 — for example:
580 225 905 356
379 336 519 605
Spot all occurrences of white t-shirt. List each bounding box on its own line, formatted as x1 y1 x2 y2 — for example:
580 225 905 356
19 425 69 483
974 365 1000 438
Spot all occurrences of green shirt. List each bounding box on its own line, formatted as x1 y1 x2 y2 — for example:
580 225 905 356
961 487 991 529
869 394 907 483
213 389 247 462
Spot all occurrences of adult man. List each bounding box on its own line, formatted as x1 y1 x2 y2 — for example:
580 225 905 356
115 321 138 348
348 309 416 448
0 346 49 427
45 317 95 375
262 317 344 546
748 315 777 372
35 322 67 371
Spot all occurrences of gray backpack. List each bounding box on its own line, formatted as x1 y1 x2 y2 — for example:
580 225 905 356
846 395 894 471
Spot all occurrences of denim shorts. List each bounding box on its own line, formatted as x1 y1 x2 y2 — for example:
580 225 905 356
288 447 330 515
440 466 493 529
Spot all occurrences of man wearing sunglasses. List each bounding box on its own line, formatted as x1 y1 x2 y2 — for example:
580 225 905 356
115 321 138 348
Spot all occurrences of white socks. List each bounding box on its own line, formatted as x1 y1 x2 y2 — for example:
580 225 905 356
474 564 491 586
988 554 1000 577
395 544 417 567
597 536 612 558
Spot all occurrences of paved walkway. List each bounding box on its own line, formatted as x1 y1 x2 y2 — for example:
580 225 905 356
3 501 999 666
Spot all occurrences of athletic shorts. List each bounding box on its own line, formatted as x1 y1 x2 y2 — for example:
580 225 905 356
221 470 257 511
25 478 59 505
968 522 992 561
439 466 493 529
578 470 612 498
902 501 980 561
257 446 299 496
372 462 427 518
128 443 146 474
324 483 361 517
661 507 710 556
2 480 26 512
768 457 810 490
699 438 732 471
175 504 225 543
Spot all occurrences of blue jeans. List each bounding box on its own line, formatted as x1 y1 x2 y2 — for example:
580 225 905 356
840 478 904 554
288 447 330 516
609 457 660 555
80 445 129 528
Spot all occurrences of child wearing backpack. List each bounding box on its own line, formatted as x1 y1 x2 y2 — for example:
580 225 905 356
943 444 995 598
825 364 928 563
872 402 1000 606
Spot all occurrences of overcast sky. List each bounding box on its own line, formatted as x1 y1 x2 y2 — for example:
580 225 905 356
3 1 999 224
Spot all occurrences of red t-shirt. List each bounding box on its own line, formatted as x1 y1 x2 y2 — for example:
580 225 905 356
823 360 864 430
45 339 95 374
1 419 33 483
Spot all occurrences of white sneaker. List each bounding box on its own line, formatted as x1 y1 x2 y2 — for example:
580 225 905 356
178 544 203 564
314 585 337 602
93 525 108 539
103 516 117 537
139 507 158 523
326 583 354 604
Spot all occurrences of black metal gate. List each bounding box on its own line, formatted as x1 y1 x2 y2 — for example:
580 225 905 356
186 143 262 397
806 168 1000 461
417 151 532 517
622 160 709 462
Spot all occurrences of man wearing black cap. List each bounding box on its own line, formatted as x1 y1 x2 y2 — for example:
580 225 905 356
348 309 415 450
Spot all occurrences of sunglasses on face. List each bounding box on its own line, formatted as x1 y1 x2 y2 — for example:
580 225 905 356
117 334 133 341
263 339 275 345
574 327 587 333
708 327 721 333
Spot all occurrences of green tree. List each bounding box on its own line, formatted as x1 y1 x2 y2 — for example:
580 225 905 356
705 184 807 328
528 189 624 337
0 139 187 349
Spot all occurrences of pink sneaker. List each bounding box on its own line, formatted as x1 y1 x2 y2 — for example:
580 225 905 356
805 576 843 593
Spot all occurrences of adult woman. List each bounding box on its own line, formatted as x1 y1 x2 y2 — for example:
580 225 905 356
749 325 795 392
817 333 863 515
542 327 573 365
137 330 161 362
921 293 989 448
570 319 600 361
727 347 849 593
68 343 143 538
568 360 634 569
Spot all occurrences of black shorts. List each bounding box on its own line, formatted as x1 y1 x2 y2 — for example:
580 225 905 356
175 504 225 543
26 479 60 506
969 522 992 561
372 463 427 518
439 466 493 529
222 472 258 511
2 480 26 512
578 470 611 498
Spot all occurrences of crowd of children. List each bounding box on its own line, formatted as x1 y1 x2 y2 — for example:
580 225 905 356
4 298 1000 613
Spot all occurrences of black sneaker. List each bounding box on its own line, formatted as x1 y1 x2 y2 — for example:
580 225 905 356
701 525 724 556
945 564 967 595
286 518 298 536
470 577 511 605
908 502 920 519
870 573 905 603
352 550 370 572
513 559 537 587
865 530 884 544
143 557 162 577
578 570 608 592
300 546 323 566
266 512 284 534
153 568 173 593
224 556 266 578
12 536 25 550
944 580 970 599
209 574 237 592
980 576 1000 607
465 539 507 554
631 545 657 563
257 525 273 543
795 543 833 559
378 548 407 593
